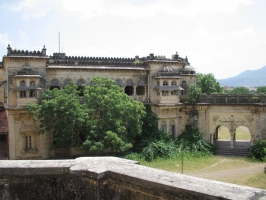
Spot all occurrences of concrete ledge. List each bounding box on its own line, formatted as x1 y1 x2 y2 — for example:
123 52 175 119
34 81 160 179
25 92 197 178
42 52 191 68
0 157 266 200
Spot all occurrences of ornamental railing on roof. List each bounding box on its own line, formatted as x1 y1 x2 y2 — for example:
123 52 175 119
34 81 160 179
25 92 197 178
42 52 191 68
6 44 47 57
46 59 147 68
197 94 266 104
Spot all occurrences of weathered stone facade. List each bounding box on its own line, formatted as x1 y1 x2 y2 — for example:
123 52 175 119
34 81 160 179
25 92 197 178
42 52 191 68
0 45 197 159
1 45 266 159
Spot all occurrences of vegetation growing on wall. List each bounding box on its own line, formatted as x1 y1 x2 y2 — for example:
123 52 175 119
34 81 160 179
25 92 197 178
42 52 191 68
28 76 146 154
127 107 214 161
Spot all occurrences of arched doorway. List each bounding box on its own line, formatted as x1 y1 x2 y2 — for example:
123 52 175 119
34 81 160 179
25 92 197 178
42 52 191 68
215 125 230 141
234 126 251 149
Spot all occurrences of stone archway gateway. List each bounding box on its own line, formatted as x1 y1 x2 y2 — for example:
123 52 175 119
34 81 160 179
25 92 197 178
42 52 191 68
195 103 265 152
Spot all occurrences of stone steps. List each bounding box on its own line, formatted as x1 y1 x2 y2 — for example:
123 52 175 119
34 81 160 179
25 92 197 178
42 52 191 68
215 148 250 157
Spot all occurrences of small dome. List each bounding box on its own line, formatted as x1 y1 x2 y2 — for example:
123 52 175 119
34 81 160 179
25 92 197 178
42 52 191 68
159 65 173 72
183 65 194 71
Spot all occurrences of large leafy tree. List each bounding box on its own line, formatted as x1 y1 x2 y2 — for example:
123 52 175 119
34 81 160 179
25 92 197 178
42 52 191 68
28 77 146 154
28 83 89 148
186 73 223 103
186 84 202 103
82 77 146 153
196 73 224 95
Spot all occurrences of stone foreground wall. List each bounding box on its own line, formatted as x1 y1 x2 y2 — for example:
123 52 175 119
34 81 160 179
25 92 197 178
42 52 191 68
0 157 266 200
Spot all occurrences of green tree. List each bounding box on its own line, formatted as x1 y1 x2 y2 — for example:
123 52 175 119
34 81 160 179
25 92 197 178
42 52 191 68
196 73 224 95
231 86 249 94
28 77 146 154
257 86 266 94
82 77 146 153
28 83 89 148
186 84 202 103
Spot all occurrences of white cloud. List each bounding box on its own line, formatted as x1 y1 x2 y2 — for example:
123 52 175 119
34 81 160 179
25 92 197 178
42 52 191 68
229 27 255 39
191 27 208 38
8 0 52 20
58 0 254 19
5 0 254 20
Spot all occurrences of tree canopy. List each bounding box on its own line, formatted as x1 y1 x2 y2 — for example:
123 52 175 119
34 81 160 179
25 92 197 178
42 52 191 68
28 76 146 154
256 86 266 94
231 86 249 94
186 73 223 103
196 73 224 95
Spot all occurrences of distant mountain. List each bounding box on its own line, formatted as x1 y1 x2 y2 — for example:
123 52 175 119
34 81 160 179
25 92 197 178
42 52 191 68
218 66 266 87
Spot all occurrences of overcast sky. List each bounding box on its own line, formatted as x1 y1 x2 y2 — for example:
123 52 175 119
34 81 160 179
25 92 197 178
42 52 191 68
0 0 265 79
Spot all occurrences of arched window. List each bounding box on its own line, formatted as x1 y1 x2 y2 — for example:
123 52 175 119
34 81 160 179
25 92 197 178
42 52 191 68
169 121 175 137
77 79 85 96
171 81 177 86
64 79 72 87
30 81 35 86
115 79 122 87
136 79 145 95
163 81 168 86
161 121 166 132
125 79 133 96
20 80 26 86
50 79 60 90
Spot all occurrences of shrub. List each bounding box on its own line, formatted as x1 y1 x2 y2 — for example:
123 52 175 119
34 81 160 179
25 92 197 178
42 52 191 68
178 129 215 154
249 140 266 161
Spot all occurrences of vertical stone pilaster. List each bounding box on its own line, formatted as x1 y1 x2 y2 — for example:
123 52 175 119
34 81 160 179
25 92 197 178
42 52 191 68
195 106 208 141
7 111 16 159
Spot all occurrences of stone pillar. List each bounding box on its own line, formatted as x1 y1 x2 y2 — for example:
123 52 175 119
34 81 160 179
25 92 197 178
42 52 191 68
133 84 137 98
195 106 208 141
210 133 214 144
175 118 178 138
230 132 234 148
166 119 169 134
7 111 16 160
250 134 254 146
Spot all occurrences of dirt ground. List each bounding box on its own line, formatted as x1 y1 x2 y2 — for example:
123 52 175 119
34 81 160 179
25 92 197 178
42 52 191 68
185 158 266 189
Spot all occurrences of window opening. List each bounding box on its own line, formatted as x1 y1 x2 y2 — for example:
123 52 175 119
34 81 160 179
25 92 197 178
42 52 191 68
162 91 168 96
30 81 35 86
163 81 168 86
29 90 36 97
171 81 177 85
136 86 145 95
50 79 60 90
20 80 26 86
25 136 32 150
20 91 27 98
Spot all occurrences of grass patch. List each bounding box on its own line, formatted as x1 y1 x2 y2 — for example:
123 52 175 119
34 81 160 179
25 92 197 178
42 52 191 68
124 154 266 189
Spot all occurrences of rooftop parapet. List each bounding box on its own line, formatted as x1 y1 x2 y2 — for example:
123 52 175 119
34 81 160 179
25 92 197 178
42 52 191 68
6 44 47 57
143 51 191 65
47 53 147 68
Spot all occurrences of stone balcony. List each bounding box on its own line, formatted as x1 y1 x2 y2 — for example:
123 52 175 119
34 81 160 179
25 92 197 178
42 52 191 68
155 95 179 104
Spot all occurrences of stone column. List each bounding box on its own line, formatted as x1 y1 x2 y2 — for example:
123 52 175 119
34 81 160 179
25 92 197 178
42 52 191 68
195 106 208 141
230 132 234 148
166 119 169 134
210 133 214 144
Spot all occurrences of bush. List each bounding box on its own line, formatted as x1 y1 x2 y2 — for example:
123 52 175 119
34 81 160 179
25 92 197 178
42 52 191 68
249 140 266 161
141 139 178 161
178 129 215 154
